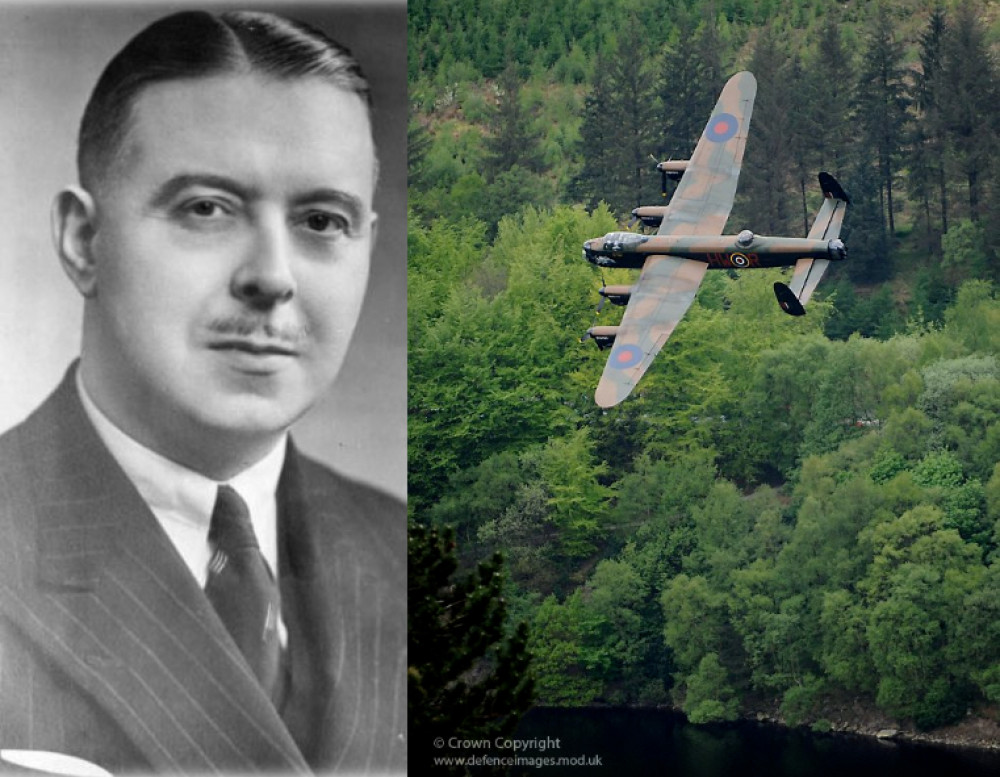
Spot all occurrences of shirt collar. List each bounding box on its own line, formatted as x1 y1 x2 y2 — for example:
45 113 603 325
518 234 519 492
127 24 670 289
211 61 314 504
75 369 287 530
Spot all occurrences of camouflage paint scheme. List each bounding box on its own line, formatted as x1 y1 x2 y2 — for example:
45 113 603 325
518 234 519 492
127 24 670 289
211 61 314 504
584 71 849 408
583 233 844 270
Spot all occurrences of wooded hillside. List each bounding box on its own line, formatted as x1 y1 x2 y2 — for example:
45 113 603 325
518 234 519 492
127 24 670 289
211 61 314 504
408 0 1000 735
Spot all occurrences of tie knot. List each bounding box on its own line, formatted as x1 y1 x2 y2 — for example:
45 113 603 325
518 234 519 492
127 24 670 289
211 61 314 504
209 485 259 552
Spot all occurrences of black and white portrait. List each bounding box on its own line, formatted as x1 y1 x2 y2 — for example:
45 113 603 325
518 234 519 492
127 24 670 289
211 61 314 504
0 2 406 773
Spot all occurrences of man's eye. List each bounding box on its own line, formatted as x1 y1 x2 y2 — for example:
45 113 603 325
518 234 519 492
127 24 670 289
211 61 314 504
187 200 225 218
304 212 350 235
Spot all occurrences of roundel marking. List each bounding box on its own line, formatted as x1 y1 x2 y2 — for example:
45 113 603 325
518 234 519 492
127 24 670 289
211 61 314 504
705 112 739 143
610 344 643 369
731 252 749 267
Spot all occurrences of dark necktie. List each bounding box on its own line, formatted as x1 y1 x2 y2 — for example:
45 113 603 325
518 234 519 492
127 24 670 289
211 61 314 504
205 485 282 701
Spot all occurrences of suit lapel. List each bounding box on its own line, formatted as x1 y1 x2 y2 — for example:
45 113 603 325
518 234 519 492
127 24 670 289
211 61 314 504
5 370 309 774
275 445 335 765
276 446 407 774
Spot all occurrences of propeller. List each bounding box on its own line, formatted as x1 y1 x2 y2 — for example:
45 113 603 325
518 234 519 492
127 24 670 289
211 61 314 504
647 152 668 199
596 271 609 314
580 273 608 344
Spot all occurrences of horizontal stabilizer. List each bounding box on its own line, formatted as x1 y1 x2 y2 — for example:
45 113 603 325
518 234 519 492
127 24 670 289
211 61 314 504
776 173 849 315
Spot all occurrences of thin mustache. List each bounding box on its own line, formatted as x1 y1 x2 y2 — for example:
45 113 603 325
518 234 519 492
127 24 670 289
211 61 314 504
208 317 309 344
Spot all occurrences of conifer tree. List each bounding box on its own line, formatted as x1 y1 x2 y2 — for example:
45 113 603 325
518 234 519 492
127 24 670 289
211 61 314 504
409 520 535 776
605 16 659 215
911 6 949 244
573 48 620 211
574 16 658 217
787 53 823 235
940 0 999 223
737 23 795 235
854 6 910 237
657 10 724 163
811 12 855 175
484 59 545 175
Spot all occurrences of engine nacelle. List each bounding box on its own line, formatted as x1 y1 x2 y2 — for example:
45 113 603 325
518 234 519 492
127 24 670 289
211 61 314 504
657 160 689 181
585 325 619 350
631 206 668 229
598 285 633 307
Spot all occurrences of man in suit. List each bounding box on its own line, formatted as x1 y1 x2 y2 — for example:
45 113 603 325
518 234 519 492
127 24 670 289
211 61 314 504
0 10 405 775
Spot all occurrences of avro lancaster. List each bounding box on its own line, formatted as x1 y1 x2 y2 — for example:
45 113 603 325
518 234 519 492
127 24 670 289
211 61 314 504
582 71 849 408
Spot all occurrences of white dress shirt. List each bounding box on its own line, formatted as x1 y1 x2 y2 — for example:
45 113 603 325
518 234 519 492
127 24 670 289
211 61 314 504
75 373 287 625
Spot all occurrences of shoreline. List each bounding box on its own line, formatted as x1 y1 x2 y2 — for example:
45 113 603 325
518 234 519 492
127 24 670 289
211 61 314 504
742 700 1000 753
533 700 1000 753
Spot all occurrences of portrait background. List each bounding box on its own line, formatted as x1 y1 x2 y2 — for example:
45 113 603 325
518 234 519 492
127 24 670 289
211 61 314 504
0 0 406 499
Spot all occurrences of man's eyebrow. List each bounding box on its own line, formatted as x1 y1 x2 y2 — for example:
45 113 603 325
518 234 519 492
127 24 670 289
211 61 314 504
147 175 369 222
147 173 258 209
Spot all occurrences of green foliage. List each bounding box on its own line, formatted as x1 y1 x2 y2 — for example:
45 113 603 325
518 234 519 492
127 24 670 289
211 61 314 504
410 0 1000 738
533 429 612 558
942 220 991 280
780 674 826 726
684 653 740 724
408 521 534 773
528 594 604 706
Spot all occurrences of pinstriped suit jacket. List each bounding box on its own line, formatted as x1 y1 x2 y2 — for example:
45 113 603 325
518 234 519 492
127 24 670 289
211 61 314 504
0 367 406 774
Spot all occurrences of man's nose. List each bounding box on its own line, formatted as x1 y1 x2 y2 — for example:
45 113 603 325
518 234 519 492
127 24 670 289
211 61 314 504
231 219 297 308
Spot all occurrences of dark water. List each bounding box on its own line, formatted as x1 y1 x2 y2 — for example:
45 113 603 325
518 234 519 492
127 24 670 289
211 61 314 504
506 707 1000 776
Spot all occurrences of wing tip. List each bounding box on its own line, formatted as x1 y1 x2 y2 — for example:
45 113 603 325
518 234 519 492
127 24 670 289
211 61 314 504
595 382 628 408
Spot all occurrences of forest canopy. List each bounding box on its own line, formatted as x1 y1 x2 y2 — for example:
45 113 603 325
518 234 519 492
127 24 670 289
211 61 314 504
408 0 1000 733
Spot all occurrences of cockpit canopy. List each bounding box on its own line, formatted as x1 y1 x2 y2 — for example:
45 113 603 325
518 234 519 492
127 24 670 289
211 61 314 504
602 232 649 252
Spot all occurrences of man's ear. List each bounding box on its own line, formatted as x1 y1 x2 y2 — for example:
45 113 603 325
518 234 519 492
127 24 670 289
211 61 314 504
52 186 100 298
369 211 379 249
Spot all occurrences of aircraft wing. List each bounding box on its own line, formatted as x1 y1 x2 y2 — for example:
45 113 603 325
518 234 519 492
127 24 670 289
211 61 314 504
594 72 756 408
594 256 708 408
658 71 757 236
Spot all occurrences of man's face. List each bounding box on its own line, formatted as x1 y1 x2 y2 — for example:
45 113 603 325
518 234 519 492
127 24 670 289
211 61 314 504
78 74 375 465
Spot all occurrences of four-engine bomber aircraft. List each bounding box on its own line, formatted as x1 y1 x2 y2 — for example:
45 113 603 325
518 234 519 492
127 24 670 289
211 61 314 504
582 71 850 408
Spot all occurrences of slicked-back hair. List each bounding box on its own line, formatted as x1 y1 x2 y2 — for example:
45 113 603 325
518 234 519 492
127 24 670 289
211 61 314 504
77 10 373 194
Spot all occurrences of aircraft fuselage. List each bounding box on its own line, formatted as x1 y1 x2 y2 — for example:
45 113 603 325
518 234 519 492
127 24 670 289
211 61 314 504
583 231 846 270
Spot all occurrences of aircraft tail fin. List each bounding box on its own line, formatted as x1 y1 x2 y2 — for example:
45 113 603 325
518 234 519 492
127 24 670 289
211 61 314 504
775 172 849 316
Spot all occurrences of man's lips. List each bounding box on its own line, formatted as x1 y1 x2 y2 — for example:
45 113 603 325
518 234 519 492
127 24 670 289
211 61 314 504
208 339 300 357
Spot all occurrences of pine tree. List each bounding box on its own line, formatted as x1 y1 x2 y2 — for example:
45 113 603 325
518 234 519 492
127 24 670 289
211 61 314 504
605 16 659 215
409 520 535 776
787 52 823 235
737 23 796 235
854 6 910 237
573 48 620 210
911 6 949 245
940 0 999 223
811 11 855 176
484 59 545 175
657 9 724 163
408 111 433 193
573 16 659 217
